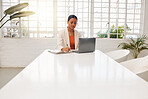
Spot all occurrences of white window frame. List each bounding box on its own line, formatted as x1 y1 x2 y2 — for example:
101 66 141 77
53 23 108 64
0 0 145 38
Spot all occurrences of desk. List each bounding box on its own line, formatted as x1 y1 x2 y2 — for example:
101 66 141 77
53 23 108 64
0 50 148 99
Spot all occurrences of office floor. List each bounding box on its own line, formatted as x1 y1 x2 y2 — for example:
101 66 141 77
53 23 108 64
137 71 148 82
0 68 147 89
0 67 24 89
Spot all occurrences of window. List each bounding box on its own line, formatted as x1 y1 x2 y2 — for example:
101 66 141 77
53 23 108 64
0 0 144 38
95 0 144 38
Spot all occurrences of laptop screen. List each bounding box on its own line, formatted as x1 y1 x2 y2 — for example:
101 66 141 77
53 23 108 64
78 38 96 53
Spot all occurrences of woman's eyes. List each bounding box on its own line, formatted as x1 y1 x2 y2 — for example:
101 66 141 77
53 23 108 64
70 22 76 24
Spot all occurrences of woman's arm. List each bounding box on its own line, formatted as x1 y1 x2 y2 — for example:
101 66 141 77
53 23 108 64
57 31 64 50
56 30 70 52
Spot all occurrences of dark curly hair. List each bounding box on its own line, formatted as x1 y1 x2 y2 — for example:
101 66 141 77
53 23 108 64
68 15 78 21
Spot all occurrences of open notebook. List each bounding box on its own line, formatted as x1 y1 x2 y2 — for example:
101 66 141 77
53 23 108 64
48 49 65 54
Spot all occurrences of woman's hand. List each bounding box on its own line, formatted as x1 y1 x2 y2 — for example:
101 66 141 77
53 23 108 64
61 47 71 52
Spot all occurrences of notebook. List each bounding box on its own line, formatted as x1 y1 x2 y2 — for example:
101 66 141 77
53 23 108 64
48 49 65 54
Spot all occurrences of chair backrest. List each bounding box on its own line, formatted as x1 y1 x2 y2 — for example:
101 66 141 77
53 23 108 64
120 55 148 74
106 49 130 63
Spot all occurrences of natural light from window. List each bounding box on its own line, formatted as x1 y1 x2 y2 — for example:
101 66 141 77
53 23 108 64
1 0 144 39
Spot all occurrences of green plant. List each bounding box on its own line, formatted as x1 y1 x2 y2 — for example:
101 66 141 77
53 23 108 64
97 30 108 38
0 2 35 28
118 35 148 58
97 25 131 38
110 25 124 38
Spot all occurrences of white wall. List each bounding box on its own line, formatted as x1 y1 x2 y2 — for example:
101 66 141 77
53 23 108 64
0 38 56 67
143 0 148 36
0 38 148 67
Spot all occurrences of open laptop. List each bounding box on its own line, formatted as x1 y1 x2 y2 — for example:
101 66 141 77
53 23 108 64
72 38 96 53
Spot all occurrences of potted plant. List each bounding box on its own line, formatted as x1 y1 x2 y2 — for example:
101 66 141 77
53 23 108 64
97 25 131 38
118 35 148 58
0 2 35 28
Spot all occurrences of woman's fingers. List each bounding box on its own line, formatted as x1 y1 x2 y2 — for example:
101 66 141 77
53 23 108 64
65 47 70 52
62 47 71 52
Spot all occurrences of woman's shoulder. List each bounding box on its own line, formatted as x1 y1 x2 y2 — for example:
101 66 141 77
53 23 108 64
74 29 80 34
74 29 81 36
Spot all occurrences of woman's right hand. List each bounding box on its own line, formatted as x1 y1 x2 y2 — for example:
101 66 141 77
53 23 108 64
61 47 71 52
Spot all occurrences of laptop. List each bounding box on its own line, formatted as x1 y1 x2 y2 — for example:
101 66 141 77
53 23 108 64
73 38 96 53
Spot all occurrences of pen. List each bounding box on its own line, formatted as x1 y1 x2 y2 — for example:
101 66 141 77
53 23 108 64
67 44 71 52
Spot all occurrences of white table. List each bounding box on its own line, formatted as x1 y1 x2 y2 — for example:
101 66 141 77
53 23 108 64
0 50 148 99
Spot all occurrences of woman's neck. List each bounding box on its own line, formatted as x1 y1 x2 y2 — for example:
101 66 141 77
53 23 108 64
67 27 74 33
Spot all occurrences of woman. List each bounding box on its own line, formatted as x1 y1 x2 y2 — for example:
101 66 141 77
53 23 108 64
57 15 81 52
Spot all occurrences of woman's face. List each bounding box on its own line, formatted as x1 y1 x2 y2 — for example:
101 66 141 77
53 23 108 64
67 18 77 30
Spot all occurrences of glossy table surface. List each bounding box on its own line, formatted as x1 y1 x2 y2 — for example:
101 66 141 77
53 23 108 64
0 50 148 99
